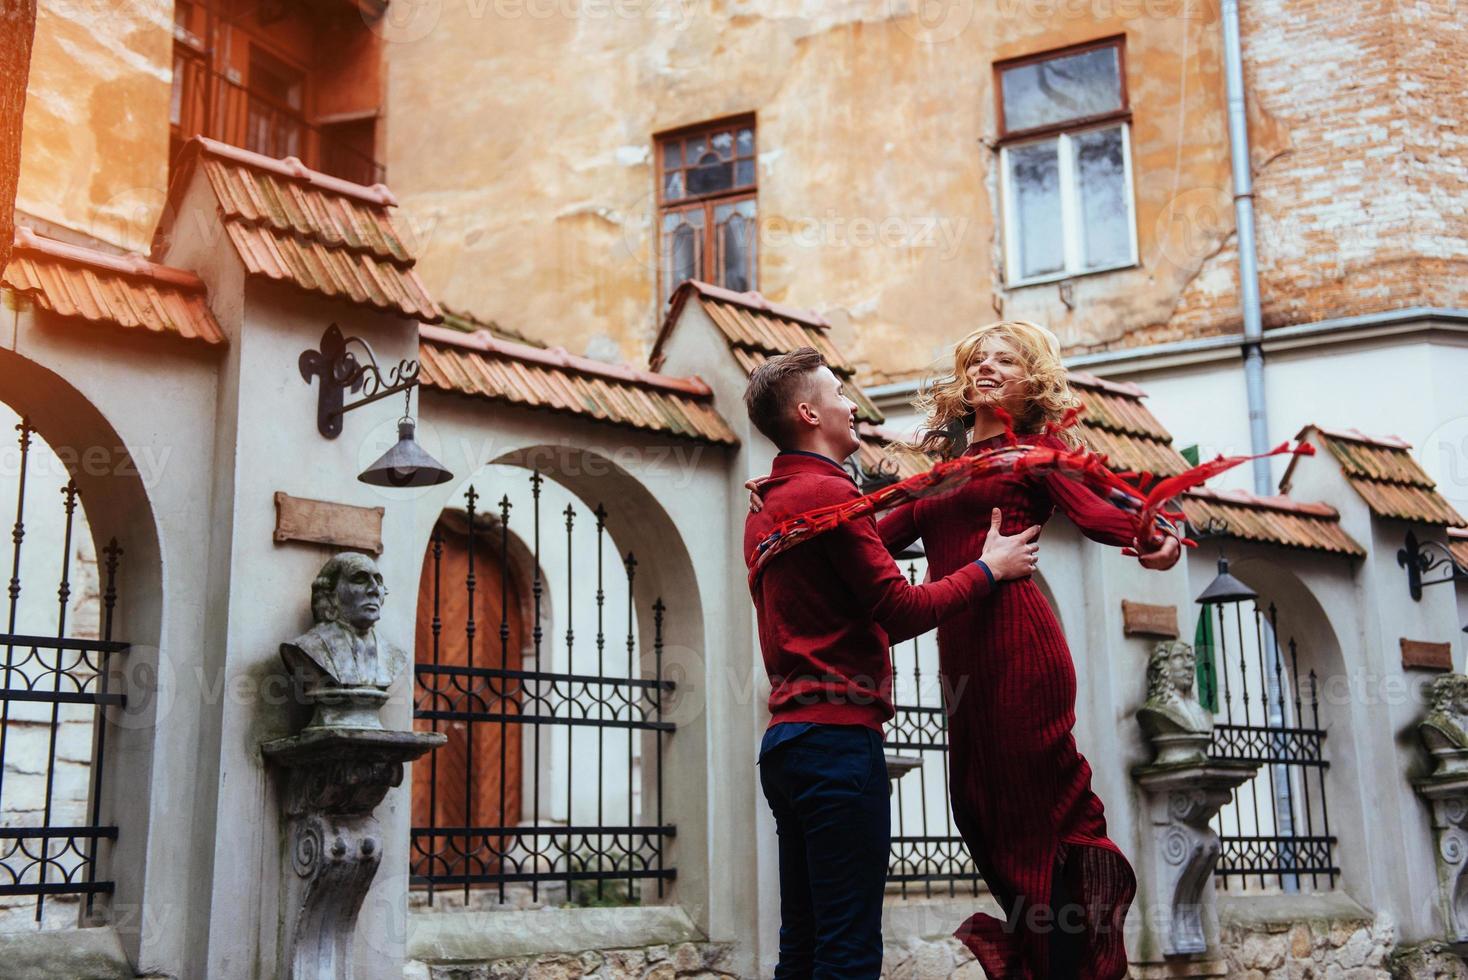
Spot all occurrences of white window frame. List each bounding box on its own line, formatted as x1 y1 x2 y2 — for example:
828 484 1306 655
1000 120 1139 289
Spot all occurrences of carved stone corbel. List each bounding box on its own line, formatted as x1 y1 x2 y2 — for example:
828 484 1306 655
1134 763 1256 956
1413 673 1468 944
262 553 444 980
264 729 442 980
1414 782 1468 944
1132 641 1259 960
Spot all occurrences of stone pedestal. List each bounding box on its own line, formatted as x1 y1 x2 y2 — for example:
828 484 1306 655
1414 764 1468 946
884 753 922 796
263 727 445 980
1133 759 1258 959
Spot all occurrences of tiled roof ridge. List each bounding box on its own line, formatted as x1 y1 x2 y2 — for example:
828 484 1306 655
421 325 714 399
676 279 830 329
14 227 205 292
1067 370 1148 399
1302 424 1412 451
1182 486 1340 519
190 136 398 208
439 304 546 348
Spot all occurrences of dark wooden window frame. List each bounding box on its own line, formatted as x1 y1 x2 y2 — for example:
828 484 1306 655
245 38 312 121
654 113 758 303
994 35 1131 145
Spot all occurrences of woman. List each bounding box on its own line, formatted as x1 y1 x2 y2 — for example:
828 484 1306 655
879 320 1180 978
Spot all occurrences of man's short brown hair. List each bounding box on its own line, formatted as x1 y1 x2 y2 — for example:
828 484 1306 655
744 347 828 447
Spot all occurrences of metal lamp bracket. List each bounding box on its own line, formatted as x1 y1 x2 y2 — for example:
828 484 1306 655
299 324 421 439
1397 529 1468 602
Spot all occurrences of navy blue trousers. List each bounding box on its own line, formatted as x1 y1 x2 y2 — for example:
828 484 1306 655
759 724 890 980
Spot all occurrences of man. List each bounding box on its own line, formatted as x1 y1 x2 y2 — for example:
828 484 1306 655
743 347 1041 978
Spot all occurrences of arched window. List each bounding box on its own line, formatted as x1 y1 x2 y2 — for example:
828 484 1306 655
1196 597 1338 893
0 409 126 930
410 469 675 909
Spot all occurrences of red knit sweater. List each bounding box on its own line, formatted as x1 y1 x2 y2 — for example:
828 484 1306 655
743 451 993 732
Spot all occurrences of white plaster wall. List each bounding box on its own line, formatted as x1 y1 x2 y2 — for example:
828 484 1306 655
1 295 224 976
1241 439 1453 943
183 279 427 980
652 306 780 976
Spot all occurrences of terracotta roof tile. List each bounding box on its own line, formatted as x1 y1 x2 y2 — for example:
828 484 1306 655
1293 425 1466 526
1072 425 1190 478
1180 487 1364 556
653 280 877 422
1066 374 1190 477
856 423 934 483
440 305 546 348
420 325 737 445
3 228 225 346
1449 528 1468 569
162 137 441 324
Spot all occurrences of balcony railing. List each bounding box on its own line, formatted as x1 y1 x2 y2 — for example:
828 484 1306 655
171 51 385 187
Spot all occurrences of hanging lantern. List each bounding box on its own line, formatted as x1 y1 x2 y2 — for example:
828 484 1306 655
358 418 454 488
1195 555 1257 605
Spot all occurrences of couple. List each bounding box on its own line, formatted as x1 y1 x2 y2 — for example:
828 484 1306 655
742 321 1181 980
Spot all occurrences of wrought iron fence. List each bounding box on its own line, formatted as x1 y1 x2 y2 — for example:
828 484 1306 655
410 474 675 907
885 562 983 898
0 418 127 922
1202 600 1338 891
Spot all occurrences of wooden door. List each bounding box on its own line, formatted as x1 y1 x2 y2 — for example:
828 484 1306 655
412 520 526 843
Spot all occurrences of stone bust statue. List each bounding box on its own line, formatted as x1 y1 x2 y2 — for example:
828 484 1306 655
281 552 409 729
1138 640 1214 766
1420 673 1468 778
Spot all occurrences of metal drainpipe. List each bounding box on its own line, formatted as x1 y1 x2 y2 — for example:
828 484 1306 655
1222 0 1273 495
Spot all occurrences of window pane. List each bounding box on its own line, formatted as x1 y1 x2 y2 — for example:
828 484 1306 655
170 54 185 126
249 46 304 111
662 141 681 170
715 199 757 293
687 150 733 196
734 159 754 187
711 130 733 159
1008 140 1064 280
1001 45 1122 132
736 126 754 156
1074 126 1131 270
662 208 704 302
663 169 685 201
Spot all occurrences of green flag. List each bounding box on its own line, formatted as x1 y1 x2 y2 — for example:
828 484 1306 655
1194 607 1218 712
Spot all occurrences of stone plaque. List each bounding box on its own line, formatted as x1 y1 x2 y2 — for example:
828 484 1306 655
1402 638 1454 672
1123 601 1180 639
274 492 384 554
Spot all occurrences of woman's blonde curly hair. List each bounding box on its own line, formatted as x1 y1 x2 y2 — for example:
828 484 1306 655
915 320 1080 459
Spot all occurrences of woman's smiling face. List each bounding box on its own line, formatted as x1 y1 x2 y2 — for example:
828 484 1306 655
965 334 1028 418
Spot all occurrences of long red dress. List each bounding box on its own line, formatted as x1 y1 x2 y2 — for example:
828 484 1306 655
878 432 1137 980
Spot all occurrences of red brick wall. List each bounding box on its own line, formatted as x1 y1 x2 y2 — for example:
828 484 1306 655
1127 0 1468 350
